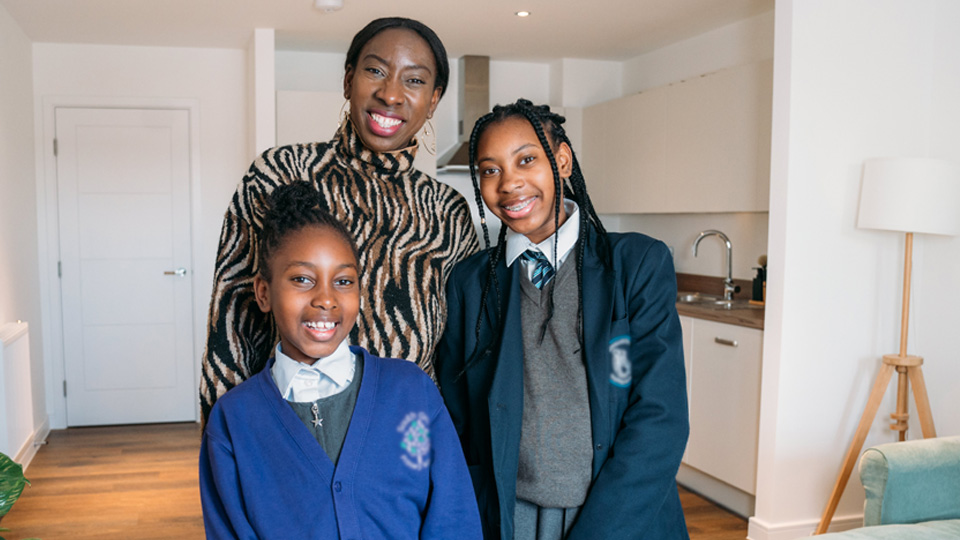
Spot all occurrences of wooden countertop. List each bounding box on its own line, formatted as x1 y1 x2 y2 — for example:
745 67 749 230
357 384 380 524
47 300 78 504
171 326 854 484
676 301 764 330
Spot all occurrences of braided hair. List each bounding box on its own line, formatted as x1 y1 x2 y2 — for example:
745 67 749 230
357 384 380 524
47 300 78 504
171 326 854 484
464 98 611 369
257 182 360 281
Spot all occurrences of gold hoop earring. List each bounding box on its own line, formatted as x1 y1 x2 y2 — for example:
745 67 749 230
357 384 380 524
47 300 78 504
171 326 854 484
338 100 350 129
419 118 437 155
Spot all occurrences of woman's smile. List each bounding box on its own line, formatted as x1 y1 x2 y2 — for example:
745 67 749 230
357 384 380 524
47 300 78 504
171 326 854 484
367 110 405 137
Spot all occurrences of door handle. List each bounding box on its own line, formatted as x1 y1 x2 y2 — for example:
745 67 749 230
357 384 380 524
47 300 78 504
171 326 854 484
714 337 738 347
164 267 187 277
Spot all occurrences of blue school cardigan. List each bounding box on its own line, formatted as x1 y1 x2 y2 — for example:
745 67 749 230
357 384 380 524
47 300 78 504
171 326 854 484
436 230 690 540
200 347 482 540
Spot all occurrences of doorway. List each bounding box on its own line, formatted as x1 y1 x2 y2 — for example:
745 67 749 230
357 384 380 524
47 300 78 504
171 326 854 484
55 107 195 426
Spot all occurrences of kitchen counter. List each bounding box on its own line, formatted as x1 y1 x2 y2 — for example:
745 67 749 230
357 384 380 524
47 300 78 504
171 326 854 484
675 272 765 330
676 300 764 330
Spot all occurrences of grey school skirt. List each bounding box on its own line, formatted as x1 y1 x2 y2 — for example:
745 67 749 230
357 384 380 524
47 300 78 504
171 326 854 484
513 499 582 540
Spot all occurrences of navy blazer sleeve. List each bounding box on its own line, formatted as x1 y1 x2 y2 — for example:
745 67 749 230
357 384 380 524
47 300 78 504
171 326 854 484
567 238 689 539
435 263 469 441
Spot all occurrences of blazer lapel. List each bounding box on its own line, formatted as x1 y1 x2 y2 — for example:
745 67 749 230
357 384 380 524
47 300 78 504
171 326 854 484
581 233 619 449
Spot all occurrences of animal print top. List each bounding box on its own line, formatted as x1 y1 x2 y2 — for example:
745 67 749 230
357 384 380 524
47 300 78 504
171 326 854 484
200 120 479 421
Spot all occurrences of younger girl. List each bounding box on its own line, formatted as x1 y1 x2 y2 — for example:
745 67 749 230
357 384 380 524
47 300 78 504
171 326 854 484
200 182 481 540
436 99 689 540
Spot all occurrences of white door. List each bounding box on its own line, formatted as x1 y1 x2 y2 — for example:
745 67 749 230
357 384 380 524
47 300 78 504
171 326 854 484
56 107 195 426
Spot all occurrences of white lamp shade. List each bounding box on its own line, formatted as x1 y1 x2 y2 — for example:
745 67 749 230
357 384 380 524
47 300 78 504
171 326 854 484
857 157 960 236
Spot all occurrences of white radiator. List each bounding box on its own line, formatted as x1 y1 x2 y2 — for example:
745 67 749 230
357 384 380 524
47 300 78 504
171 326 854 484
0 321 34 462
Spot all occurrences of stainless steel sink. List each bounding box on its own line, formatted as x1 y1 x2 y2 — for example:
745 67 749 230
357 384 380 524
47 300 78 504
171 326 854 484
676 292 720 303
677 292 761 310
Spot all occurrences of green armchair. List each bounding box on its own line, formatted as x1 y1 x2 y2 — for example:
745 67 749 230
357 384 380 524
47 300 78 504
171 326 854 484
817 435 960 539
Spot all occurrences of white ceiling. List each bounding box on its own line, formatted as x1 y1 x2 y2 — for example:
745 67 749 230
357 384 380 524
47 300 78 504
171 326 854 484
1 0 772 61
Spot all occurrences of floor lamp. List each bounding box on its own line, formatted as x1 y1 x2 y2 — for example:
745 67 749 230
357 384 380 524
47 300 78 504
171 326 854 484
815 157 960 535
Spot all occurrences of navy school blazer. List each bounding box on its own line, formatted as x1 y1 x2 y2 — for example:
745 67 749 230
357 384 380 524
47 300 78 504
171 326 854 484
436 229 690 540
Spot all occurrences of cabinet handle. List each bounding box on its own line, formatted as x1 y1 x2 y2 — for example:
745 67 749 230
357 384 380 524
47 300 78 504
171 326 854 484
714 337 738 347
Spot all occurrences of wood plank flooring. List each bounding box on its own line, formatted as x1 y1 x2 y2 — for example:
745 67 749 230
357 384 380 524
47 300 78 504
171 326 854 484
2 423 747 539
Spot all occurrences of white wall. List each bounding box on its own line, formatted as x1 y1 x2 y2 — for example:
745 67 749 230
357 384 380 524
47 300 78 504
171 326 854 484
750 1 960 538
0 3 46 440
489 60 551 108
276 50 345 93
32 43 248 428
605 213 769 280
550 58 622 108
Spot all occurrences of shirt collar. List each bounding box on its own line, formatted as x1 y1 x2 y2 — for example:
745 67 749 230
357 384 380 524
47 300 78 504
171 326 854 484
505 199 581 268
271 340 355 399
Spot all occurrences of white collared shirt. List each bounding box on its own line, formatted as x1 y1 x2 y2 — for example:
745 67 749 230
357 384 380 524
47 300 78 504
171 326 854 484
270 340 356 403
505 199 581 281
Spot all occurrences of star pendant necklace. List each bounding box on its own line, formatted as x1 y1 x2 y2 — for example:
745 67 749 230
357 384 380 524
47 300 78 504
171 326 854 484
311 403 323 428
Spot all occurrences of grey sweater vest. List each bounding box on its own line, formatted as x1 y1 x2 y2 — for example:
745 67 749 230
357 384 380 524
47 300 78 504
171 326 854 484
288 354 363 466
516 257 593 507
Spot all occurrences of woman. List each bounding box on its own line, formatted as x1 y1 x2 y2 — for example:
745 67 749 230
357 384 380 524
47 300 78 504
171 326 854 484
200 17 479 422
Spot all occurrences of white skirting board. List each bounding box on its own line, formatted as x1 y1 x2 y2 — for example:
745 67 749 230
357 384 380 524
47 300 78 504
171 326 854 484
0 321 41 466
747 514 862 540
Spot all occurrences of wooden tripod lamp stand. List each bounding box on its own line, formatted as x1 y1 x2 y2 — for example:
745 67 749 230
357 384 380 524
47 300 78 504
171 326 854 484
815 157 960 535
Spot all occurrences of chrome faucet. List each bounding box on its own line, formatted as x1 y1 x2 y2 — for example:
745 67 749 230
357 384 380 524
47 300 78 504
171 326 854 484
693 230 737 301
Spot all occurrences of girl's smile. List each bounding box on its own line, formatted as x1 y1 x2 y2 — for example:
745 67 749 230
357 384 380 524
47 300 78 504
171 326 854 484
475 117 573 244
501 196 538 219
302 319 339 340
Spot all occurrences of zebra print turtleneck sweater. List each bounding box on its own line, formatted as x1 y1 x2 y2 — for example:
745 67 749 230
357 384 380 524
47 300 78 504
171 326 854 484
200 120 479 421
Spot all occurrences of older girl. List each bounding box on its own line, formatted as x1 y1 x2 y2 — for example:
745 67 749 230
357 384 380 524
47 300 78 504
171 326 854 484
437 99 689 539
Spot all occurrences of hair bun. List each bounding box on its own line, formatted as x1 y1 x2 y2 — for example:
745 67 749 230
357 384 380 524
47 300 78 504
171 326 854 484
265 182 320 221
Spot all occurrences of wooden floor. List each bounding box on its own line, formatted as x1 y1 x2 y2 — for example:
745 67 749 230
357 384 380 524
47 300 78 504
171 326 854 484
2 423 747 539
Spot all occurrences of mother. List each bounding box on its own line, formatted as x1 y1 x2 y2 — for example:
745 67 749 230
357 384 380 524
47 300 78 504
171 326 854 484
200 17 479 421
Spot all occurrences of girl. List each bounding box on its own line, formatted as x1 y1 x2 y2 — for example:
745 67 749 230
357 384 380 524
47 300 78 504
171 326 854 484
436 99 689 539
200 182 482 540
200 17 479 423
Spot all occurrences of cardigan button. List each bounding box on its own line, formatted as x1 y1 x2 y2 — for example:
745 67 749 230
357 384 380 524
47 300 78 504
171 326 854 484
596 444 604 450
334 481 342 492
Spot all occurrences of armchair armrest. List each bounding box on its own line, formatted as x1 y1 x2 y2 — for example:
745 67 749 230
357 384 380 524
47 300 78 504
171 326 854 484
860 435 960 526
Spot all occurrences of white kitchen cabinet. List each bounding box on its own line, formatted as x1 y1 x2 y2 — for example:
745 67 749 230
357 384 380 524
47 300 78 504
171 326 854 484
582 60 772 214
681 317 763 495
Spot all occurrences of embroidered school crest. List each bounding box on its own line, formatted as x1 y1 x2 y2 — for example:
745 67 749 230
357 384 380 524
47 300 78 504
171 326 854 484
609 335 632 387
398 411 431 471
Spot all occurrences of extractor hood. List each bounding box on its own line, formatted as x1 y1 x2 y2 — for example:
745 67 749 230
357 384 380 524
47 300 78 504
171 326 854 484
437 55 489 170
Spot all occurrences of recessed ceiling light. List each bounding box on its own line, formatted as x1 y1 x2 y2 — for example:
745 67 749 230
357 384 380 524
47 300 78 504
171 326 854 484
515 11 531 17
314 0 343 13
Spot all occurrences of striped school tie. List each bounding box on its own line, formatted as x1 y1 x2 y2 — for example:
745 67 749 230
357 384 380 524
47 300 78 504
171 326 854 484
520 250 555 289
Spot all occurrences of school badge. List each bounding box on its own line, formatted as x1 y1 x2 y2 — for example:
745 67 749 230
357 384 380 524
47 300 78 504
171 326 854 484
398 411 431 471
609 335 632 387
